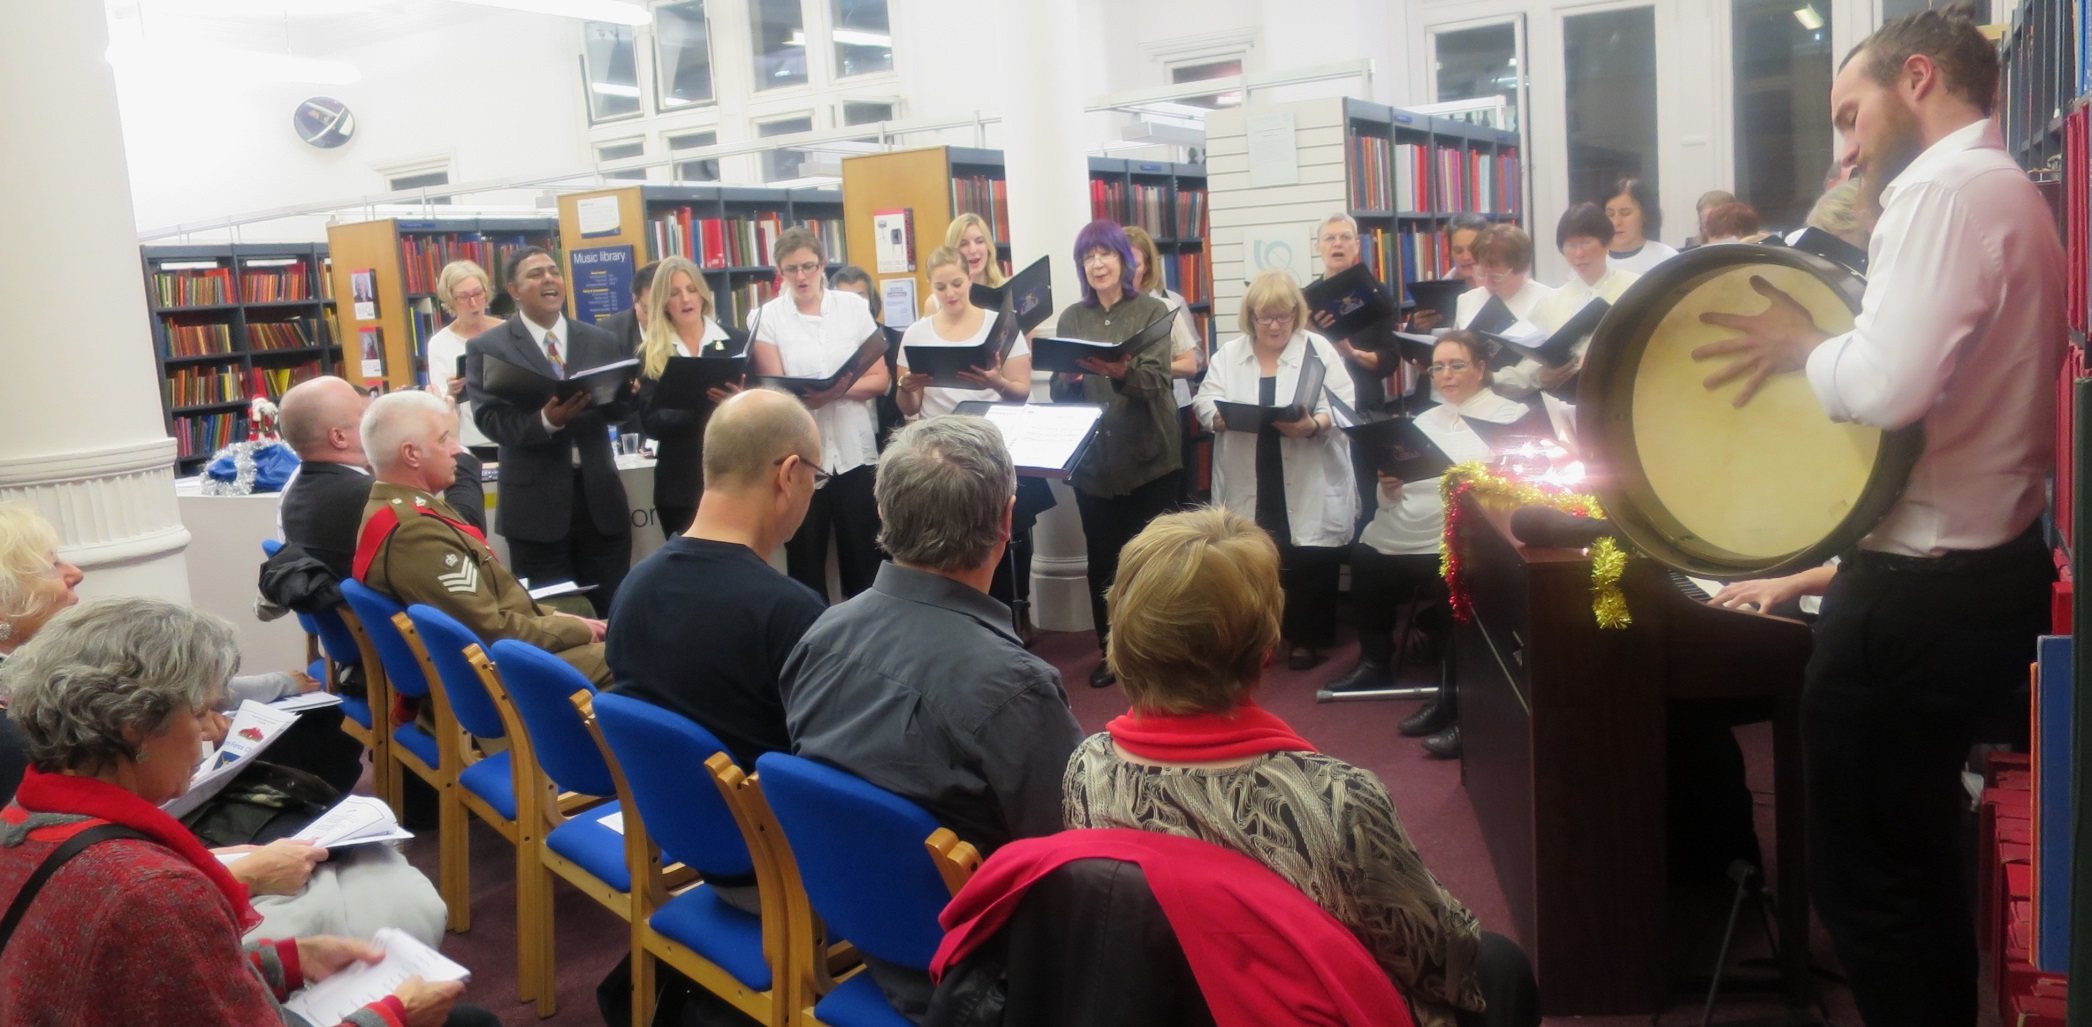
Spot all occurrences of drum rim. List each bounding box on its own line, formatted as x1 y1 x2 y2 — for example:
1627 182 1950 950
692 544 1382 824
1575 243 1925 579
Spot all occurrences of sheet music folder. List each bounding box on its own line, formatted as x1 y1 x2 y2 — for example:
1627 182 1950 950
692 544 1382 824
1031 305 1179 374
1212 355 1328 433
905 308 1021 388
1302 264 1394 340
1328 390 1458 481
1480 299 1610 369
968 257 1054 333
482 354 639 409
653 354 750 410
750 332 888 396
952 401 1103 479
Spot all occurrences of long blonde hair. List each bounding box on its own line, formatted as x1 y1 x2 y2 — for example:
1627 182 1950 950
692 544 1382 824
639 256 714 380
944 213 1006 288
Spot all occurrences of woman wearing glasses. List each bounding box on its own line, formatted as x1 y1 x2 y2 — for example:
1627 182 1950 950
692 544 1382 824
1193 269 1355 670
1453 225 1555 332
750 226 890 599
1495 204 1641 398
421 259 499 456
1050 219 1182 688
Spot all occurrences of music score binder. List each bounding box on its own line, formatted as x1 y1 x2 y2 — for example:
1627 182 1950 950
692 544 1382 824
1303 263 1395 340
952 401 1103 479
1211 354 1328 433
1464 295 1518 336
1480 298 1611 369
968 257 1054 334
750 332 889 397
482 354 638 409
1031 305 1180 374
905 306 1021 388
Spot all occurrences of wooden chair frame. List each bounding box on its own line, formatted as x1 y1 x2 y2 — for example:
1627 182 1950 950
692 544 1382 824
331 605 398 813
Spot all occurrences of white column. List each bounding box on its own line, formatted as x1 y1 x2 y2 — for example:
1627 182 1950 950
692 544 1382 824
998 0 1098 634
0 3 191 601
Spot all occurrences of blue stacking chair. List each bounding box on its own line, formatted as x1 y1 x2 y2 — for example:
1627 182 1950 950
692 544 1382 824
259 540 389 805
754 753 982 1026
590 693 804 1027
487 638 645 1018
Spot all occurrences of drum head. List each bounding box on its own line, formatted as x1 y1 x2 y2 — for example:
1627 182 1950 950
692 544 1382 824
1577 245 1922 579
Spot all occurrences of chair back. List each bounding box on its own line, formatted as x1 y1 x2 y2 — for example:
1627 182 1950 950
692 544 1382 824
754 752 954 969
403 605 507 740
487 639 615 798
590 693 755 878
306 605 362 669
339 580 429 699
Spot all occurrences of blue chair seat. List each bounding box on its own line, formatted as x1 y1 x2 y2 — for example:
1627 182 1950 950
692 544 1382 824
338 695 373 730
545 802 630 892
458 751 517 821
813 971 915 1027
306 658 326 681
648 884 771 992
392 722 439 768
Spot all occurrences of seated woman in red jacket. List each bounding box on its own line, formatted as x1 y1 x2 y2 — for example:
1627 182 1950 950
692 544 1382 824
1062 507 1539 1027
0 596 490 1026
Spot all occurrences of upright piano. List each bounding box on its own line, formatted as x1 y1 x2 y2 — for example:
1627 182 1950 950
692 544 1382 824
1452 491 1814 1015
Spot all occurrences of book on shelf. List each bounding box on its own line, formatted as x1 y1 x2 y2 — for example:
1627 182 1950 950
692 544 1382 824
953 174 1010 241
166 367 245 407
1129 182 1168 236
398 233 554 296
1089 178 1131 225
721 281 777 328
153 266 233 307
800 217 847 263
1349 133 1393 212
165 322 236 358
251 363 323 401
247 319 319 352
1175 188 1208 238
173 412 243 459
320 257 336 301
241 261 312 303
1166 251 1208 305
646 208 797 268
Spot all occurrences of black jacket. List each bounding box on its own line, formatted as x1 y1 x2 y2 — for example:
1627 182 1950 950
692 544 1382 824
465 316 638 541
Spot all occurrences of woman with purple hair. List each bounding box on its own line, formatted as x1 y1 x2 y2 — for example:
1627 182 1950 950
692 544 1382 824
1048 219 1183 689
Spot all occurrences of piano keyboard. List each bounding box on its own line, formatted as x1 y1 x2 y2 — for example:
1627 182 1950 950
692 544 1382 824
1668 570 1727 602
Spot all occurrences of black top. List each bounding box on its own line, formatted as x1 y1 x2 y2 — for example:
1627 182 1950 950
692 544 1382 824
604 536 825 769
1254 375 1291 543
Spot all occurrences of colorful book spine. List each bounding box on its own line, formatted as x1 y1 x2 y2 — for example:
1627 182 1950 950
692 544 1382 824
165 322 236 358
153 268 233 307
241 263 311 303
172 412 244 459
246 319 317 351
1348 133 1393 213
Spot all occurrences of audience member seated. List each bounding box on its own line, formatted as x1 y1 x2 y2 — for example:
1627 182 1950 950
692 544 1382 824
1804 180 1877 249
355 391 611 686
1062 507 1541 1027
781 415 1084 1021
1700 201 1762 244
0 597 490 1025
279 376 483 582
1689 189 1737 247
606 389 827 770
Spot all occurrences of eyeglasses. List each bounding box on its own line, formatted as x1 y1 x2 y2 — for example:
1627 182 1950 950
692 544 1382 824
1081 250 1118 268
778 260 824 277
450 288 488 304
776 454 831 489
1253 313 1296 326
1476 268 1516 283
1428 360 1473 375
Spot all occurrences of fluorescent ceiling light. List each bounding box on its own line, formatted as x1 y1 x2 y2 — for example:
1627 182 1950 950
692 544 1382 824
589 82 642 97
444 0 651 26
105 38 361 84
1793 5 1824 30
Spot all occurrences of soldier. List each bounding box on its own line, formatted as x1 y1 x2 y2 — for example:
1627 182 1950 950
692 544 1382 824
353 391 610 686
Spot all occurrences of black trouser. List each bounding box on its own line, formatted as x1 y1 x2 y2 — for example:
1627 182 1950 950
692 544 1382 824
1278 542 1345 649
507 471 632 618
1452 931 1542 1027
656 504 696 540
784 463 881 602
1350 546 1443 665
1803 531 2052 1027
1074 471 1182 650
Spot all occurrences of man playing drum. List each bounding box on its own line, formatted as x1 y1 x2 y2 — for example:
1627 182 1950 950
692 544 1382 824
1691 6 2063 1025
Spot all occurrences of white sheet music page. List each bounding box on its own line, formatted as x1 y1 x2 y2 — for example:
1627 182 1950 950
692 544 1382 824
981 404 1102 476
283 928 470 1025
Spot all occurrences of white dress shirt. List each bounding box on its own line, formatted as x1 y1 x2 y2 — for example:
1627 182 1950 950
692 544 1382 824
1454 278 1555 331
1155 288 1201 409
1193 331 1358 549
751 289 883 474
424 323 491 448
1494 267 1641 397
1359 389 1530 556
1606 240 1680 276
1802 119 2065 556
515 314 581 460
898 310 1031 419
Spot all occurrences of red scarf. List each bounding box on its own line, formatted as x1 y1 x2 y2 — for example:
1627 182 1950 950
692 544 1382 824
12 766 260 934
1106 698 1317 763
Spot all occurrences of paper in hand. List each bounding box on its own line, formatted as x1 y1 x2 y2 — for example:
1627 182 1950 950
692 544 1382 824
283 928 469 1026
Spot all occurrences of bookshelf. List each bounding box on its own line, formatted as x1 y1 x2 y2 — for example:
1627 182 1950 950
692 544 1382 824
141 243 340 474
325 216 559 391
553 185 845 329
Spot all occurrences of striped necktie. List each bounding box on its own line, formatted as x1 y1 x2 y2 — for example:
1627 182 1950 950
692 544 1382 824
546 331 565 376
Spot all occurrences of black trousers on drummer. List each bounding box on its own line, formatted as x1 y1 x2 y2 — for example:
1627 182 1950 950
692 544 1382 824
508 470 631 618
1075 471 1182 649
1350 546 1444 665
784 463 882 602
1803 528 2051 1027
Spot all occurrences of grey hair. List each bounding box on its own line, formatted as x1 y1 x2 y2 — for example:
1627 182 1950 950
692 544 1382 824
361 390 451 474
874 416 1015 573
1315 213 1358 239
1806 181 1874 241
0 597 239 774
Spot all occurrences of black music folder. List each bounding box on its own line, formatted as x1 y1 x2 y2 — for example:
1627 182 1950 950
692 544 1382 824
653 355 749 409
953 400 1104 479
750 332 888 396
1784 226 1869 275
968 257 1054 333
1212 354 1328 433
1388 329 1443 365
906 301 1022 388
1480 298 1611 369
1303 264 1394 340
482 354 638 409
1032 304 1179 374
1406 278 1467 322
1464 294 1518 336
1328 390 1452 481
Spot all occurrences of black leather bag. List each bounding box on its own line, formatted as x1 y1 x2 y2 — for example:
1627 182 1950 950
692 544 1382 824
179 760 341 848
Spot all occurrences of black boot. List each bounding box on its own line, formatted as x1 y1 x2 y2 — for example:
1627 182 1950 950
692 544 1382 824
1089 659 1117 689
1326 658 1394 693
1399 699 1455 737
1421 724 1462 759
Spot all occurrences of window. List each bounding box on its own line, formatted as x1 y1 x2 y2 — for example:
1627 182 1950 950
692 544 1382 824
655 0 715 108
759 115 815 182
669 130 721 182
597 140 648 181
830 0 892 78
1434 23 1522 133
582 21 642 121
1733 0 1834 228
1563 7 1658 211
750 0 808 90
841 101 894 128
389 170 451 204
1171 59 1243 109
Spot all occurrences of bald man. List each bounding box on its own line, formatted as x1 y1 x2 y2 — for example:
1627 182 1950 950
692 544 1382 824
605 389 827 769
278 376 485 580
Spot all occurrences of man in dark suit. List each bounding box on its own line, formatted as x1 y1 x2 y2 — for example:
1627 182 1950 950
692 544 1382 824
465 246 638 617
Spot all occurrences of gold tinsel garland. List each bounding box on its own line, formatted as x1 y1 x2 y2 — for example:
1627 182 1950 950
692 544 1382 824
1437 462 1633 630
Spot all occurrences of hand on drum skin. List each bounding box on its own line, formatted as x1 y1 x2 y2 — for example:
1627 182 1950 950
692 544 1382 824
1691 276 1830 408
1709 575 1808 613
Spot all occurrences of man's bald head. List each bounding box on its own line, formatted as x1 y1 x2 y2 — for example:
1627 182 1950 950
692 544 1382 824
702 389 819 491
278 376 368 465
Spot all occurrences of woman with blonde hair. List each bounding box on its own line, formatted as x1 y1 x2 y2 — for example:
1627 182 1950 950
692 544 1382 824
948 212 1007 289
895 246 1031 418
421 260 500 452
636 255 741 538
1192 268 1353 669
1064 507 1539 1027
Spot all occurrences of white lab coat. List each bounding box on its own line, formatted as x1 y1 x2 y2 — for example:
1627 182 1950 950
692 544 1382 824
1194 330 1357 548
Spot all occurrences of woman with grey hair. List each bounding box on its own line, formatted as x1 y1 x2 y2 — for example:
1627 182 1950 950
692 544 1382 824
0 598 492 1025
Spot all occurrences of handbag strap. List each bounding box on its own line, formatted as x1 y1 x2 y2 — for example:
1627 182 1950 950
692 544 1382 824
0 824 149 958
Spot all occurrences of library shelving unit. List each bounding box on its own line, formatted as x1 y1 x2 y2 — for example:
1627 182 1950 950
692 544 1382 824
141 242 339 475
325 215 558 391
1090 156 1213 344
553 185 845 329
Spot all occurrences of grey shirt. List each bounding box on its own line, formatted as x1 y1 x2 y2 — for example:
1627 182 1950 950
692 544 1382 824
779 562 1083 853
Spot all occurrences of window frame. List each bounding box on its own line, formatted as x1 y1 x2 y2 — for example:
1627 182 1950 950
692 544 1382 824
652 0 720 113
579 21 645 125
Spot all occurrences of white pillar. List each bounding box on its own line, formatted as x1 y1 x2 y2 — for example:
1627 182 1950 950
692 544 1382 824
998 0 1098 634
0 3 191 601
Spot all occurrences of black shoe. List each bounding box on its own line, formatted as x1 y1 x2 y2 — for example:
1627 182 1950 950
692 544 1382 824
1421 724 1462 759
1399 700 1454 737
1089 660 1117 689
1326 658 1394 693
1287 646 1326 672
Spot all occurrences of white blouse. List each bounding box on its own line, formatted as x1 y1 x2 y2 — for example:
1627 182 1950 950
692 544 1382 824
1358 389 1530 558
1192 331 1358 549
423 324 490 448
750 288 882 474
1493 267 1641 397
1606 240 1680 276
1453 278 1556 330
897 310 1030 420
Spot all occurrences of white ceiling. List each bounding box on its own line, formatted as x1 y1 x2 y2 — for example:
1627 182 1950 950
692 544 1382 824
104 1 482 56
